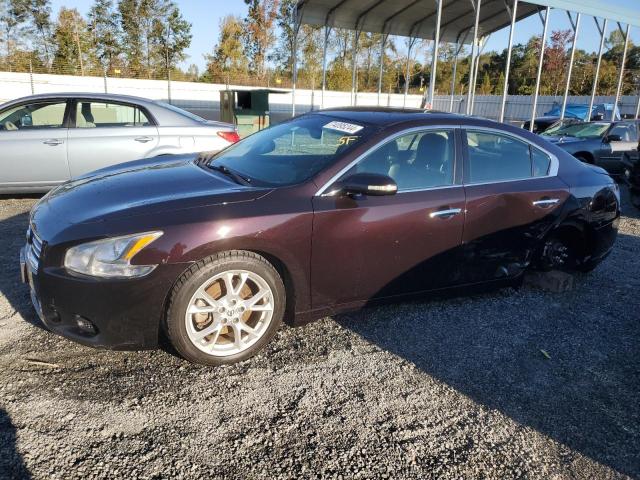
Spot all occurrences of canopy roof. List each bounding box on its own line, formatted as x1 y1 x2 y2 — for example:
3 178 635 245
296 0 640 44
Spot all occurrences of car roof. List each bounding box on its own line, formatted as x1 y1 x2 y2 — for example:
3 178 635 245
315 107 464 126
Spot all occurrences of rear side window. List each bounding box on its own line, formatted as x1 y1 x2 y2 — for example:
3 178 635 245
0 101 67 130
531 146 551 177
75 101 150 128
465 131 551 183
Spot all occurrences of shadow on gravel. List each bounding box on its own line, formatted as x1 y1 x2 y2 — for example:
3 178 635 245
338 231 640 478
0 408 31 479
0 207 47 331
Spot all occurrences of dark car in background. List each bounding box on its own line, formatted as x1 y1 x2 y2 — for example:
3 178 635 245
21 108 620 365
621 149 640 208
523 103 620 134
541 120 640 174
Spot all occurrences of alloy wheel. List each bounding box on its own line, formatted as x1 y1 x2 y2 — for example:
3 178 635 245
184 269 274 357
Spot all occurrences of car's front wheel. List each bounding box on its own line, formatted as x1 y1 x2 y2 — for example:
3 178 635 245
165 251 285 365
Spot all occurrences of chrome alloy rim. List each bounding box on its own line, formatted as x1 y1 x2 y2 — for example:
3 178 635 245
185 270 274 357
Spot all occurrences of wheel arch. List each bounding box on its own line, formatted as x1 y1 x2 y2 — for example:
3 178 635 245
573 151 595 164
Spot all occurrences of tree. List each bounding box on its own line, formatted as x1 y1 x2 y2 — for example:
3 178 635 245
272 0 294 75
51 7 92 75
118 0 191 78
0 0 30 69
154 2 192 75
28 0 54 67
88 0 121 72
204 15 247 80
243 0 278 79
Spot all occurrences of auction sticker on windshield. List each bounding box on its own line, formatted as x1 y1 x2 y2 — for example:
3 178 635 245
324 121 364 134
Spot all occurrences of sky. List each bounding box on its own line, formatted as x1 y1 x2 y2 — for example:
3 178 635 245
50 0 639 71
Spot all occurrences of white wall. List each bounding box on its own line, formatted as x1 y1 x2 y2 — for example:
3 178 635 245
1 71 638 124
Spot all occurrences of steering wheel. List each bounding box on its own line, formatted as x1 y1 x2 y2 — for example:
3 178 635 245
3 121 18 131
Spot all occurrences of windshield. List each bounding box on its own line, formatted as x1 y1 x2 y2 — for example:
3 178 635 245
155 101 207 122
544 122 609 138
205 115 373 187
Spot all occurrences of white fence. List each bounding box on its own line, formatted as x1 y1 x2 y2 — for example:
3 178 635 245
1 71 638 124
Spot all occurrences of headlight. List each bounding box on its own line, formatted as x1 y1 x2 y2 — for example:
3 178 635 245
64 232 163 278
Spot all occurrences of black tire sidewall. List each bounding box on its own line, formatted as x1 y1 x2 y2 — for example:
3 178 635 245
166 253 285 366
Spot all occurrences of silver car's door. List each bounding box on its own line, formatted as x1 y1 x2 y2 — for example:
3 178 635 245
0 100 70 189
67 100 159 177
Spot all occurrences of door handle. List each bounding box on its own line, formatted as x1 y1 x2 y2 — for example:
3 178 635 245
429 207 462 219
135 136 153 143
43 139 63 146
532 198 560 208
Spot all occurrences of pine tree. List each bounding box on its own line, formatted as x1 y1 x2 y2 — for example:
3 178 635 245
88 0 121 72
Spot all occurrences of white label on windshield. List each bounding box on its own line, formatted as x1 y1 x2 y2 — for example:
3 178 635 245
324 121 364 134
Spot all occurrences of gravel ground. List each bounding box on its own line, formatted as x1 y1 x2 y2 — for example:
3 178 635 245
0 191 639 480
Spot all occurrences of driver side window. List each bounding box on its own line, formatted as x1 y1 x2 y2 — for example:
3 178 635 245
0 101 67 131
341 129 456 191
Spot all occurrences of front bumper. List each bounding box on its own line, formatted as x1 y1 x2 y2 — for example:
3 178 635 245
20 246 188 350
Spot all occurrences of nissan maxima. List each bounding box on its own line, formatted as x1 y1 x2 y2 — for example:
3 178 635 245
21 108 620 365
0 93 239 193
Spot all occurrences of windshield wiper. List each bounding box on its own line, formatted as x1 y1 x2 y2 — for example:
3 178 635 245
208 163 252 186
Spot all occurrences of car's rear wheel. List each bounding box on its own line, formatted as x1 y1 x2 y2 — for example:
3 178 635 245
165 251 285 365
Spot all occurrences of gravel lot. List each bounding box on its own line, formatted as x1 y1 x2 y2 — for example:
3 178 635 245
1 191 639 480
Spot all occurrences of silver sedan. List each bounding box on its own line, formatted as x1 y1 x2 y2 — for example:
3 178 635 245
0 93 239 193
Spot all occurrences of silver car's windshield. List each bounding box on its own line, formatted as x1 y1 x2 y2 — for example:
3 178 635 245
206 115 374 187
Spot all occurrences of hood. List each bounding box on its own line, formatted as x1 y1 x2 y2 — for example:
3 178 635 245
32 155 271 225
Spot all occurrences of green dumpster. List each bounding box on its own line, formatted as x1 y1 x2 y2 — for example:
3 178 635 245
219 88 288 138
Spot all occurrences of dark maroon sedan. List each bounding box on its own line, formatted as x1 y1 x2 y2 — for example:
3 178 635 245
21 108 620 365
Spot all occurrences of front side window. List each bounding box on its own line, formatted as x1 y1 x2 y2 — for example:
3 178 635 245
466 131 551 183
206 115 373 187
0 101 67 131
340 129 455 191
609 122 639 142
75 101 150 128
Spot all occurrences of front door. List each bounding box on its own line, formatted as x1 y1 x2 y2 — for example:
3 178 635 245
0 99 70 189
461 129 570 283
67 99 159 177
311 128 465 309
599 121 640 174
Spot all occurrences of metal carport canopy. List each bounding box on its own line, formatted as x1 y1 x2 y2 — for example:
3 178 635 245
296 0 640 42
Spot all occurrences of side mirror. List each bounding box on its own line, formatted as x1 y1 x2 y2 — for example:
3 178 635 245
605 134 622 143
332 173 398 197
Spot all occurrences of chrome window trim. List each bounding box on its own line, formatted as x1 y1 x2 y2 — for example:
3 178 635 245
314 124 461 197
462 126 560 185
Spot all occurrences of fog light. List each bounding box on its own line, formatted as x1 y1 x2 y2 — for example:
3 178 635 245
74 315 97 335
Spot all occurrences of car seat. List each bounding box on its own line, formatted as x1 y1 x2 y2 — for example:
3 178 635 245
79 103 96 128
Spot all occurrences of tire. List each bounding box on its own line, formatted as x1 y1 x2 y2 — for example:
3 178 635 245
165 251 285 366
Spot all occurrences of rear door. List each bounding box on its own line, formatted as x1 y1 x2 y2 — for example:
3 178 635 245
67 99 159 177
460 129 570 283
0 99 70 189
311 127 466 308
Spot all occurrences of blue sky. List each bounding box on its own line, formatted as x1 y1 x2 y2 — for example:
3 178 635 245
51 0 639 70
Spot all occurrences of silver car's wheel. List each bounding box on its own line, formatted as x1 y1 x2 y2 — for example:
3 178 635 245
165 251 285 366
185 270 274 357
